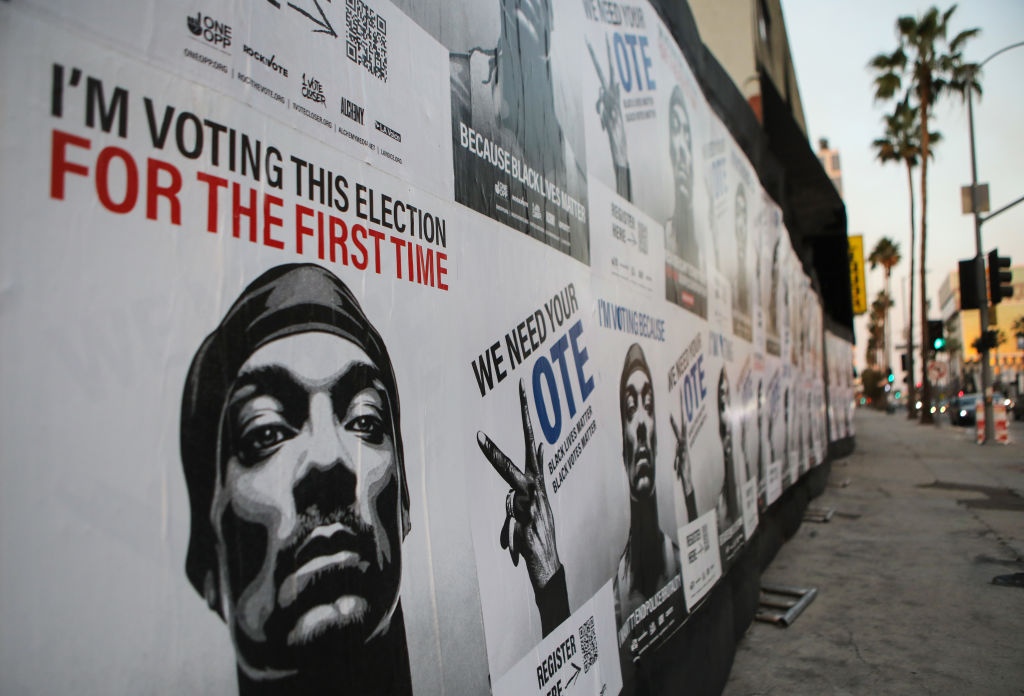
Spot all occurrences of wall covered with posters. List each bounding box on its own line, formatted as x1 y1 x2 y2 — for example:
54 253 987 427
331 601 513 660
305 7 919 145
0 1 853 694
826 331 857 444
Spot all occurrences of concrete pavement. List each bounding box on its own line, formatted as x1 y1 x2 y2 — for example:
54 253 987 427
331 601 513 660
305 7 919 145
723 408 1024 696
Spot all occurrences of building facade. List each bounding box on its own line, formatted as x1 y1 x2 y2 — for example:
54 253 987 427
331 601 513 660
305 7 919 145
816 138 842 197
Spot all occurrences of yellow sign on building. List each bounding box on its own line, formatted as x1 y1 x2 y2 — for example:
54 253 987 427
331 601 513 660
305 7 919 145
848 234 866 315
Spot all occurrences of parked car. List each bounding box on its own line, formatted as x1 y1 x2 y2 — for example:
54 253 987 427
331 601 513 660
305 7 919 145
948 393 980 427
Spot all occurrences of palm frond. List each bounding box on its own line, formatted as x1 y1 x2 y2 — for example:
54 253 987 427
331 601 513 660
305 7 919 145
950 28 980 52
873 73 902 100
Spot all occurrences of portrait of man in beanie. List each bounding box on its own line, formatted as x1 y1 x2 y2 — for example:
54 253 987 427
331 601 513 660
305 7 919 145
664 84 707 318
180 263 412 695
715 367 745 564
612 343 685 662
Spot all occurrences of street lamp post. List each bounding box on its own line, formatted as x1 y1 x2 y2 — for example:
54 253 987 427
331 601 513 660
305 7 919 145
966 40 1024 444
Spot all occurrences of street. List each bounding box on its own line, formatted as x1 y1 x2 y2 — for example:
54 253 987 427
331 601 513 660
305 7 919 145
724 408 1024 695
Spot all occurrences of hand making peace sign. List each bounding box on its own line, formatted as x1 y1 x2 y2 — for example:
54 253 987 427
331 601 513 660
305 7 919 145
671 388 699 521
588 36 631 200
476 380 562 593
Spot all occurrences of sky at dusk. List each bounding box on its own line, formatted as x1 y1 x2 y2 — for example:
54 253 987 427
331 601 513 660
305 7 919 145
780 0 1024 375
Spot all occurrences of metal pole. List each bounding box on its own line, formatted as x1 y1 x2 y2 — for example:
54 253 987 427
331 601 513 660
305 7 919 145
967 76 994 443
980 192 1024 224
965 40 1024 442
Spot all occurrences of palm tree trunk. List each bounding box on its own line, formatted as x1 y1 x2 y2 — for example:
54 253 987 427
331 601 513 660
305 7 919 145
905 162 917 419
919 94 934 424
884 268 892 381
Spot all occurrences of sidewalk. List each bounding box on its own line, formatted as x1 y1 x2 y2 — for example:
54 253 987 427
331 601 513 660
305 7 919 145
723 408 1024 696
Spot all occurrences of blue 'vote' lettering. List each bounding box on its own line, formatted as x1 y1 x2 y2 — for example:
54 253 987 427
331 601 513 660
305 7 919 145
532 320 595 444
682 354 707 423
613 33 656 93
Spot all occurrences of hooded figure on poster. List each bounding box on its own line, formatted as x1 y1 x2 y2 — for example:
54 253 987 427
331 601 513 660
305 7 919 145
663 84 708 317
181 264 412 695
613 344 686 664
714 366 745 564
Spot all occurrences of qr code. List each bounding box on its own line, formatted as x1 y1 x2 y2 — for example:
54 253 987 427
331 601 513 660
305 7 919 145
579 616 598 673
701 523 710 551
345 0 387 81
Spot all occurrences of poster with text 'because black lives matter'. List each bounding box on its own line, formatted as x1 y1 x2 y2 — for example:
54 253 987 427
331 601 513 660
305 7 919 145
0 0 851 694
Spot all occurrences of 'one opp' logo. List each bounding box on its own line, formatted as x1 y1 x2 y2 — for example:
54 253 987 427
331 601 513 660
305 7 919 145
187 12 232 49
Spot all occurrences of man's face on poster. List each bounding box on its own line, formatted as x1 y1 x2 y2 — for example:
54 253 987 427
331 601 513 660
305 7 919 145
718 372 733 467
211 331 403 674
622 367 657 499
669 98 692 206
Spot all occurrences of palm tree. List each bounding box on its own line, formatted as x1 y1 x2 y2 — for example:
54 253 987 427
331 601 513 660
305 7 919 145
992 329 1007 367
972 329 1006 358
870 5 980 423
868 237 901 375
871 101 939 418
866 324 882 370
868 291 893 371
1012 316 1024 342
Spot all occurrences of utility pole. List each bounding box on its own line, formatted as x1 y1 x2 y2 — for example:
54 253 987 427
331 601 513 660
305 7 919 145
966 40 1024 443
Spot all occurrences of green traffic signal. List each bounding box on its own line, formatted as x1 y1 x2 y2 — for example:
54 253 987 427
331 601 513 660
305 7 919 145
926 319 944 352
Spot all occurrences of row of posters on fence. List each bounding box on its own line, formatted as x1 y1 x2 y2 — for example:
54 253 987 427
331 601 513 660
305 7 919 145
826 332 857 443
0 0 852 693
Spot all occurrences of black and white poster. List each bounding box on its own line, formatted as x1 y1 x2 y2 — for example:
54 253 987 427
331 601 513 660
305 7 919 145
446 0 592 263
0 10 487 693
826 331 856 442
655 24 710 319
462 257 623 694
594 284 689 674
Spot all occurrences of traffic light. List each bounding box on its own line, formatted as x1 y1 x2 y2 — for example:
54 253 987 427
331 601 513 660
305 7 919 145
927 319 945 351
959 259 982 310
988 249 1013 304
887 366 895 384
